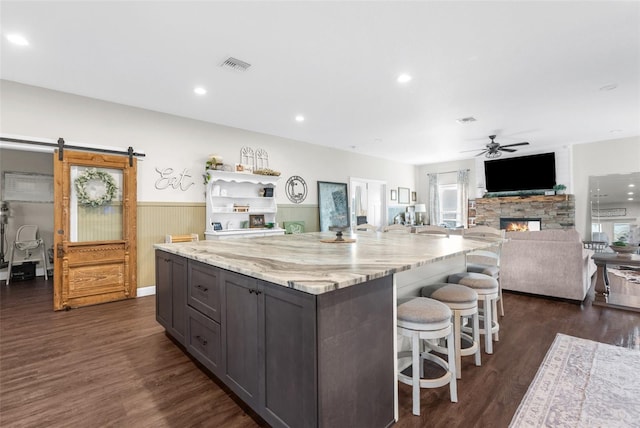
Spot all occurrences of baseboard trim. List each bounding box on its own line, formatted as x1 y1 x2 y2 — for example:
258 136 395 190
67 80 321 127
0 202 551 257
137 285 156 297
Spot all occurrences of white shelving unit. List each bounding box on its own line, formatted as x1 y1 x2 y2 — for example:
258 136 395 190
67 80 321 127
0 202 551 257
205 170 285 240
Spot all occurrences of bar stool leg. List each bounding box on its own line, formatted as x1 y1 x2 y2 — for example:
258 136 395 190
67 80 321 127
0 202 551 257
492 297 499 341
453 311 462 379
472 311 481 367
412 334 421 416
484 295 493 354
446 329 458 402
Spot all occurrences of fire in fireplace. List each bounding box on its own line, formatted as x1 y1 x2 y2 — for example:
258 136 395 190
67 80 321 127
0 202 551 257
500 217 541 232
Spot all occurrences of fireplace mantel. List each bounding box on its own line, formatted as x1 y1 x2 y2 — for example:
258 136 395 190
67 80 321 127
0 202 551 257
474 194 575 230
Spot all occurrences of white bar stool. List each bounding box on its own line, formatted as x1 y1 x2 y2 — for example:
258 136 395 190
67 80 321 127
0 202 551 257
397 297 457 416
447 272 500 354
421 283 481 379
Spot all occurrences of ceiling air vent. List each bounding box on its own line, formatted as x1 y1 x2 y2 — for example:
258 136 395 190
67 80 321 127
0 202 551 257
220 57 251 72
456 116 477 124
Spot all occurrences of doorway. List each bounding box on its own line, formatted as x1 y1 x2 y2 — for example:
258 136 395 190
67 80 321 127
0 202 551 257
350 177 387 230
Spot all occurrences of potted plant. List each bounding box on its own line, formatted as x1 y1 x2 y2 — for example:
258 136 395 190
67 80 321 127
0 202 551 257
553 184 566 195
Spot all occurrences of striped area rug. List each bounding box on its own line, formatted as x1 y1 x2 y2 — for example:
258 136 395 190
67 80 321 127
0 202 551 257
510 333 640 427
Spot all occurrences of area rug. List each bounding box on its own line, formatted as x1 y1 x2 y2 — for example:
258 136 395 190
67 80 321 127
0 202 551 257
510 333 640 427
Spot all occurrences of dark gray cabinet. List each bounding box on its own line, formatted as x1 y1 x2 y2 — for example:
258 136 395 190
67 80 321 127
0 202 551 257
221 270 260 408
221 270 318 427
155 250 187 345
155 249 394 428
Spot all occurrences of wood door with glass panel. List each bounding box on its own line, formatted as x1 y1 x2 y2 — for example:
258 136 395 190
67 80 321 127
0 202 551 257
53 150 137 310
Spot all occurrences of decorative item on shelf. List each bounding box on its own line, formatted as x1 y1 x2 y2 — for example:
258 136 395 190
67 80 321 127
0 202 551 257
233 204 250 212
253 168 281 176
263 187 274 197
258 188 265 197
255 148 269 170
553 184 566 195
212 222 223 231
74 168 117 207
240 146 255 171
206 155 223 171
249 214 265 228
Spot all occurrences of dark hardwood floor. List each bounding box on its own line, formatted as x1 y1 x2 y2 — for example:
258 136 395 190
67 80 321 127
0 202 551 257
1 278 638 428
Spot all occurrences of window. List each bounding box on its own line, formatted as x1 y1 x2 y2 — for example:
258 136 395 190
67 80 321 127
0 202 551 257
438 183 461 228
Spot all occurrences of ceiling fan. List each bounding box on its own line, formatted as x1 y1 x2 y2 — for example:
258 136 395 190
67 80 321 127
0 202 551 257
463 135 530 159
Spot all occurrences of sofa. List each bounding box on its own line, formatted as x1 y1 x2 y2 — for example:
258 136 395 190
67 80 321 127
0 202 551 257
500 229 597 302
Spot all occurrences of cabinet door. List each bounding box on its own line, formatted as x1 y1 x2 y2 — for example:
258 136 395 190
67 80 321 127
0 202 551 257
155 250 187 345
260 281 317 428
222 270 260 408
155 251 172 330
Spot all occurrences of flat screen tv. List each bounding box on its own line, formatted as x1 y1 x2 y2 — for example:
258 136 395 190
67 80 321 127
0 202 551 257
484 152 556 192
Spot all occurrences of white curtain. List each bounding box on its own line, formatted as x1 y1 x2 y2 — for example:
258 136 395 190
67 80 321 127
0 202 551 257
457 169 469 228
428 173 440 226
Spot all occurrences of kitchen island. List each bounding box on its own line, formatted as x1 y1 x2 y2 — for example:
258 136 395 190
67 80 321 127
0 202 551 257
154 231 500 428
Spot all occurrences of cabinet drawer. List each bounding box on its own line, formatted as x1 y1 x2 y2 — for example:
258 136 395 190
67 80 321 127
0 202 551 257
188 260 220 322
187 306 221 375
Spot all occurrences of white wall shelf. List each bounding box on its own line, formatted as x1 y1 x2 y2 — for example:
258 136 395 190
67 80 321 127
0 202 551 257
205 170 284 239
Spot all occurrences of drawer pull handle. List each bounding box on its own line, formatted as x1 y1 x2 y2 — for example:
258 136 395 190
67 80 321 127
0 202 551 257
195 335 208 346
196 284 209 292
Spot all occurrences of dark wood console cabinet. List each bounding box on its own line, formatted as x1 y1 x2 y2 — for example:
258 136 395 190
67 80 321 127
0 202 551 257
155 249 394 428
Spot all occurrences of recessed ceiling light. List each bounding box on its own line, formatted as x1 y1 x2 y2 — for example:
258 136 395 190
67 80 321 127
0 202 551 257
456 116 477 124
628 192 634 195
397 74 412 83
194 87 207 95
628 198 634 201
295 115 305 122
6 34 29 46
629 184 636 188
599 83 618 91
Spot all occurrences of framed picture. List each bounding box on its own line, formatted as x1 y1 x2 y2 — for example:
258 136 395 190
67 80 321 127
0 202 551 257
398 187 410 204
390 189 397 201
318 181 349 232
249 214 265 228
411 191 417 202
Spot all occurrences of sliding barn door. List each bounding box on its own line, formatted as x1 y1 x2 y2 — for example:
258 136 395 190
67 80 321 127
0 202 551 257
53 150 137 310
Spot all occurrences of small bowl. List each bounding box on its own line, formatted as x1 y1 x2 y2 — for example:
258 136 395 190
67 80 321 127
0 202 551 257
609 244 640 256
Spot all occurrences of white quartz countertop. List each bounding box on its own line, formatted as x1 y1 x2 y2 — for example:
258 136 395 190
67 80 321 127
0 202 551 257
154 231 501 295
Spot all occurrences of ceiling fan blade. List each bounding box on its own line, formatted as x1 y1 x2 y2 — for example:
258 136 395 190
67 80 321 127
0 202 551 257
499 148 517 152
499 142 529 148
475 150 488 157
460 148 484 153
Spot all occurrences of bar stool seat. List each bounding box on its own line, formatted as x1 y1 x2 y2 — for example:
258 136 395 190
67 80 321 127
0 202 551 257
421 283 481 379
397 297 458 416
447 272 500 354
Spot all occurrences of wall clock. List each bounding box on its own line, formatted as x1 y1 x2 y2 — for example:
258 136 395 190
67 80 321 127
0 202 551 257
285 175 308 204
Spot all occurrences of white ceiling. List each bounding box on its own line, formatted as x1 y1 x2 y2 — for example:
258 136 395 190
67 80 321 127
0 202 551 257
1 1 639 165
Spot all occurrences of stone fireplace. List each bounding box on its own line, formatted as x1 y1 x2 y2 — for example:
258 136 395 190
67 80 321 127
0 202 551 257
475 194 575 230
500 217 541 232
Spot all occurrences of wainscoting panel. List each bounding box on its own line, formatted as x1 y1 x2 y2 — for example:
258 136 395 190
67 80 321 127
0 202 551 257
138 203 320 288
276 204 320 233
137 202 205 288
